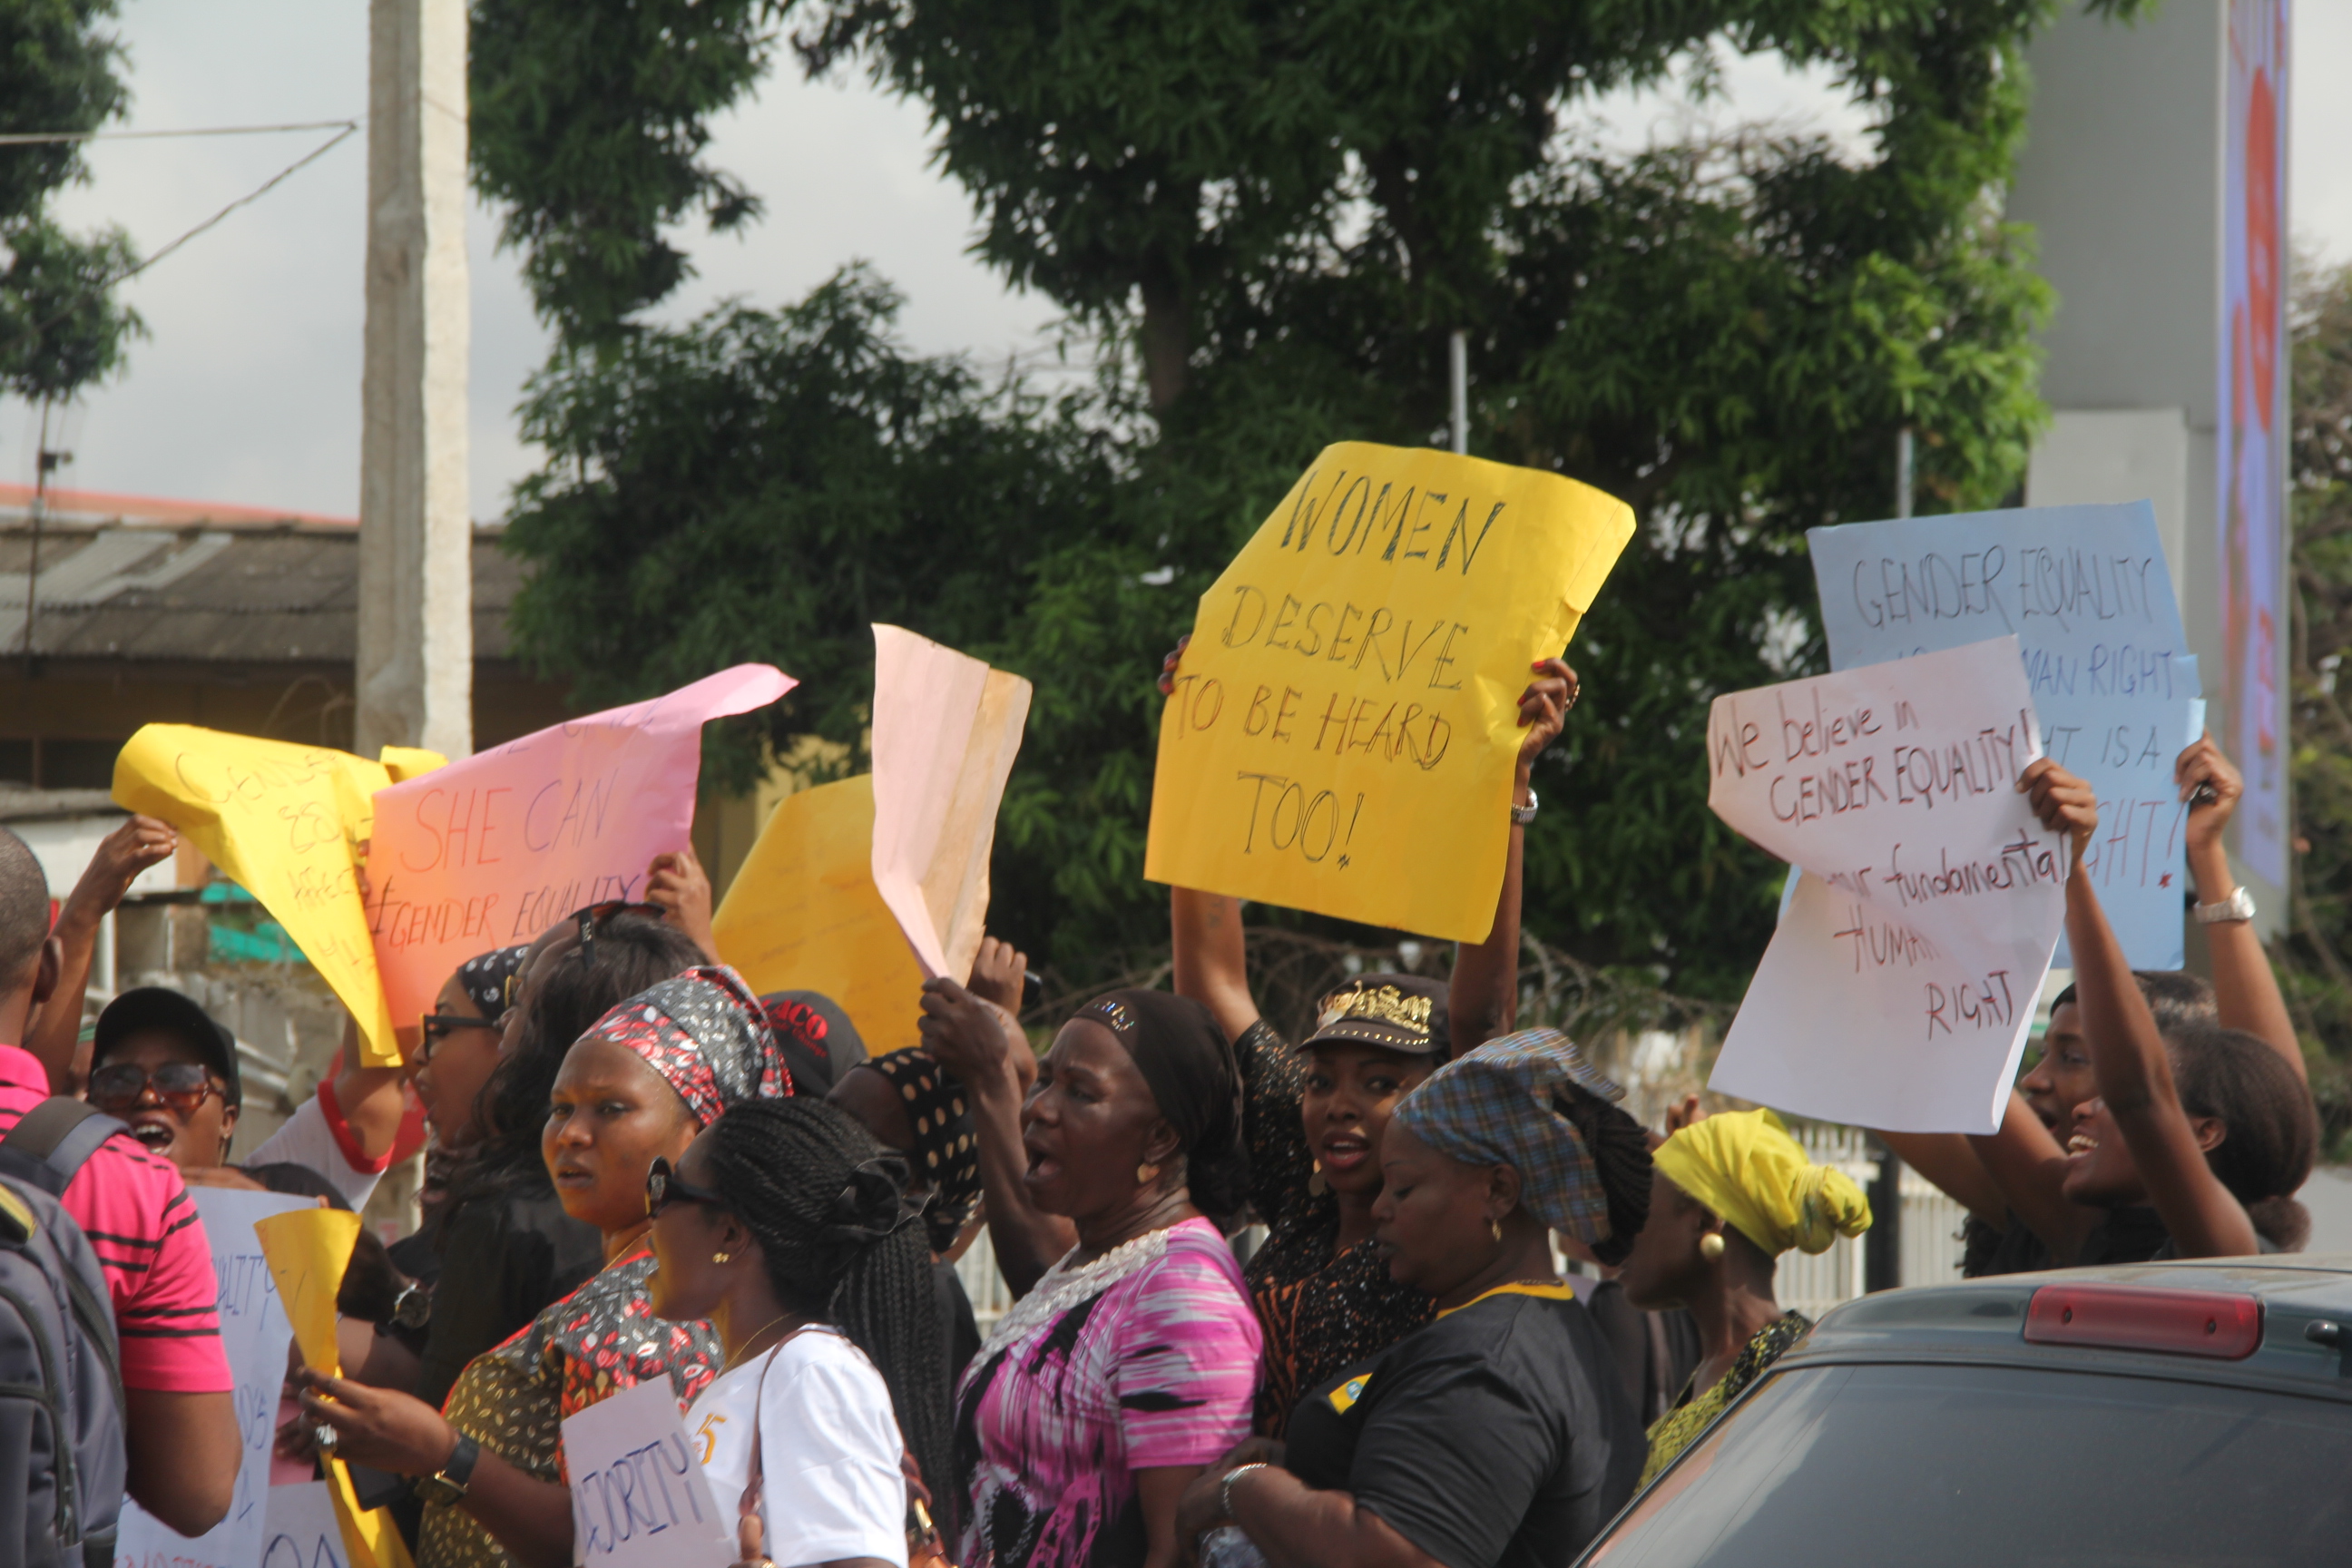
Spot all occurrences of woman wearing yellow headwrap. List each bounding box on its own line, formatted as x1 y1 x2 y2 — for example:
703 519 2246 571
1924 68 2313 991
1616 1108 1870 1485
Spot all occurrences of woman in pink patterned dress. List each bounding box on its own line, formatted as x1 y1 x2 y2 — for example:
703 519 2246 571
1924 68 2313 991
956 989 1262 1568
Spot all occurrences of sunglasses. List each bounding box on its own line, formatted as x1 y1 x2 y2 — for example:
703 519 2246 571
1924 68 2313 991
644 1155 728 1219
419 1012 501 1063
88 1062 220 1116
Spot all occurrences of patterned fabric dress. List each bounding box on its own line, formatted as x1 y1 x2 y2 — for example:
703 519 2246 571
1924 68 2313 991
954 1217 1260 1568
421 1249 721 1568
1236 1020 1436 1436
1638 1310 1810 1486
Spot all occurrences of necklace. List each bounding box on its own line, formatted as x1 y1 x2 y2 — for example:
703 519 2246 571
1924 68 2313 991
972 1226 1172 1363
723 1311 797 1373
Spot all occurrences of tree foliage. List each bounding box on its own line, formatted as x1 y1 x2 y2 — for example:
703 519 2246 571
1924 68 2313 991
469 0 783 344
2279 258 2352 1142
490 0 2138 996
0 0 140 401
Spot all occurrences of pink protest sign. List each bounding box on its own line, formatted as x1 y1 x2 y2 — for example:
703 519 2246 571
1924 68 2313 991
868 625 1031 979
363 664 794 1024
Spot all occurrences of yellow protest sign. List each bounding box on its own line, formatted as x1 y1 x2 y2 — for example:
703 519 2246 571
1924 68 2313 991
328 1457 417 1568
112 728 438 1066
254 1207 361 1375
1145 442 1632 941
711 776 930 1056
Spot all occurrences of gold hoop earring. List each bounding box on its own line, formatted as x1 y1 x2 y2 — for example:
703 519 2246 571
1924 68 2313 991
1136 1163 1160 1187
1698 1232 1726 1263
711 1251 731 1265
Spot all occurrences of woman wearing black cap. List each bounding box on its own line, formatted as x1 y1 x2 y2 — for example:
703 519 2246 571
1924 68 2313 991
953 989 1262 1568
1156 642 1582 1435
84 986 246 1169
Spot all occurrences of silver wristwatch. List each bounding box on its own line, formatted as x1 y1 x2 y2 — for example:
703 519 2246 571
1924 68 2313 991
2193 886 2256 925
1510 788 1538 827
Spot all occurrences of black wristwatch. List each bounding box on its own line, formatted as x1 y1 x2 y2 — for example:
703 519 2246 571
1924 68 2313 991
415 1432 480 1507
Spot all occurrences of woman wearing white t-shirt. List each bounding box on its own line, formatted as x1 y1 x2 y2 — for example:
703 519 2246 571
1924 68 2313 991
648 1096 951 1568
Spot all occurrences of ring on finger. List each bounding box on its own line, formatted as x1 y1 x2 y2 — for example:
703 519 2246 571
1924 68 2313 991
313 1423 338 1458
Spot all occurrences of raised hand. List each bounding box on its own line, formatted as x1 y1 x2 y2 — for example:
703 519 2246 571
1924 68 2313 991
64 814 176 926
1515 657 1581 771
2174 730 2241 859
645 845 720 963
2018 758 2098 867
966 934 1030 1015
1156 632 1193 697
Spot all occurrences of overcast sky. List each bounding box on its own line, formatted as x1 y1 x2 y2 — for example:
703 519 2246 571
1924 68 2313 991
19 1 2352 521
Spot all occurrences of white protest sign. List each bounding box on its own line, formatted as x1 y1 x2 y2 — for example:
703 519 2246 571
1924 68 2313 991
259 1482 348 1568
113 1188 311 1568
564 1378 732 1568
1808 502 2201 968
1705 638 2070 1132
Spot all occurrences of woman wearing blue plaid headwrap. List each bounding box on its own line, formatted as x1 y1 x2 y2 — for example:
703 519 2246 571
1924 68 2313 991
1178 1029 1656 1568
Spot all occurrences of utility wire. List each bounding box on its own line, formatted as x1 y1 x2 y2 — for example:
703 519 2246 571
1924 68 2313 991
0 119 359 146
106 123 361 289
24 122 361 338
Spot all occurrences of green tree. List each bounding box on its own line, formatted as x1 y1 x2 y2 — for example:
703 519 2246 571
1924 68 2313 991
0 0 141 400
503 265 1115 761
488 0 2138 996
469 0 783 344
2280 257 2352 1147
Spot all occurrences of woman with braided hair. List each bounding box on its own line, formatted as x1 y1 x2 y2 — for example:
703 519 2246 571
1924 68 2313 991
650 1097 949 1568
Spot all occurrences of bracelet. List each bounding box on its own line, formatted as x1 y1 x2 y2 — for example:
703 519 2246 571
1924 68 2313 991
2193 885 2256 925
1221 1461 1271 1523
1510 788 1538 827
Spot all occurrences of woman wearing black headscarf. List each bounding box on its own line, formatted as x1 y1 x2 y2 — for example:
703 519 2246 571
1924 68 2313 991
952 989 1263 1568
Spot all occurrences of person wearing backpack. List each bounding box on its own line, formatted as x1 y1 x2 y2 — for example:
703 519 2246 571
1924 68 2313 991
0 828 238 1539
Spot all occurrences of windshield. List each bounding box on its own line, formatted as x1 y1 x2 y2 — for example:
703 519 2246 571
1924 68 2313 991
1583 1361 2352 1567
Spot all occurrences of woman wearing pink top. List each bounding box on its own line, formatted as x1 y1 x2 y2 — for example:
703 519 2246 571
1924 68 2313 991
948 988 1261 1568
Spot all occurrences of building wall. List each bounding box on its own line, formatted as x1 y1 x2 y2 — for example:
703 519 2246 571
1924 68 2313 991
0 661 569 786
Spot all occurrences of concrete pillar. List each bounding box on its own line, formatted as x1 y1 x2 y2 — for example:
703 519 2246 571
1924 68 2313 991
2009 0 2291 936
357 0 473 760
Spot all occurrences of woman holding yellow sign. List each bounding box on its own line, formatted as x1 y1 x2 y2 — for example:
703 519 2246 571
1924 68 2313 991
1160 637 1582 1435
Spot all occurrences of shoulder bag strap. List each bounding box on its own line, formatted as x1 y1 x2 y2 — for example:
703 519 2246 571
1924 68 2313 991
735 1327 822 1568
0 1099 128 1198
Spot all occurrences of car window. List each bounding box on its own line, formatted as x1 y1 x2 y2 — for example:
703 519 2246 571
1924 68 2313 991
1584 1362 2352 1567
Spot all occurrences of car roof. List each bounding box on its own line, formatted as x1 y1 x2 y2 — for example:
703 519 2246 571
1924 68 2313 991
1788 1253 2352 1402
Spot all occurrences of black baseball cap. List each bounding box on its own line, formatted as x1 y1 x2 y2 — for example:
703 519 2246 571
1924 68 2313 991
1297 973 1450 1058
760 990 869 1097
92 987 241 1108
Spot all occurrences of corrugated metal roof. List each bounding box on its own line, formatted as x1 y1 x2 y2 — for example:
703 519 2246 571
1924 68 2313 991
0 522 527 662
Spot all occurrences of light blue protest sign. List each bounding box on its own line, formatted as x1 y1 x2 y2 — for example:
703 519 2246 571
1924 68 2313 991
1808 503 2201 969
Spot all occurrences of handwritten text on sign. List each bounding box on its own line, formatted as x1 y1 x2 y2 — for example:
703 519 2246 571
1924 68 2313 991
1145 442 1633 942
113 729 431 1067
113 1189 311 1568
563 1379 732 1568
365 664 794 1026
1808 502 2201 968
1704 638 2069 1133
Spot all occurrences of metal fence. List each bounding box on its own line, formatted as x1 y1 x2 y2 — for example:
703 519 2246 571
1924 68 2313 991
1778 1124 1974 1317
952 1125 1975 1337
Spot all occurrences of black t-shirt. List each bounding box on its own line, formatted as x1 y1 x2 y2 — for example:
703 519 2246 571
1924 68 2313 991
415 1181 602 1412
1283 1286 1643 1568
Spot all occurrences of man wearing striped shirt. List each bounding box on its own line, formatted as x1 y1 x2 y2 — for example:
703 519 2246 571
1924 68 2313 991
0 828 237 1538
